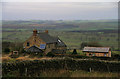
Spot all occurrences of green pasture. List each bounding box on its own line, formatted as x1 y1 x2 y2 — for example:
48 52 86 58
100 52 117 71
2 20 119 50
2 29 118 50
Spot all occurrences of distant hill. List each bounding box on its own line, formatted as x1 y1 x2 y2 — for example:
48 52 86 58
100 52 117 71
2 20 118 31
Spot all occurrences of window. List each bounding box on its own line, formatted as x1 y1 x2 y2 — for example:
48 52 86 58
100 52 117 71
27 42 30 46
92 53 95 56
104 53 107 56
40 44 46 49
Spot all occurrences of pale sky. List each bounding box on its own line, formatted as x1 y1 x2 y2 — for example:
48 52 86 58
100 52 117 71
1 0 120 2
2 2 118 20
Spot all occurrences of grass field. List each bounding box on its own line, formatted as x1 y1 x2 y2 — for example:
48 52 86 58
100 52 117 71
2 20 119 50
2 30 118 50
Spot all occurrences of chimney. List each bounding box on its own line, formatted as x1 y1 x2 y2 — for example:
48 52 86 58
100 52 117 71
33 29 37 36
45 30 48 34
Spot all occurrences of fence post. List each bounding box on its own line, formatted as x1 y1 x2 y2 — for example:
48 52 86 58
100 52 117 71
89 67 92 72
25 68 27 76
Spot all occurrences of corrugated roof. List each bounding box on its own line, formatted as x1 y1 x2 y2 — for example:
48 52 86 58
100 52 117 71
83 47 110 53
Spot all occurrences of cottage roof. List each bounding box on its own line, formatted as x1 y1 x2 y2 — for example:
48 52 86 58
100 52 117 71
83 47 110 53
37 33 57 43
53 37 67 47
37 33 66 47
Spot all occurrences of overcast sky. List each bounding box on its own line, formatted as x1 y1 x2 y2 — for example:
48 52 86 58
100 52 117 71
2 2 118 20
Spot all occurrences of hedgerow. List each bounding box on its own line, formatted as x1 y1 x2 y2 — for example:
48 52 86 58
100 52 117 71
2 58 120 77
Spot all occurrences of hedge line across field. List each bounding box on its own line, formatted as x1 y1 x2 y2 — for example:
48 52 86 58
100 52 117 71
2 58 120 76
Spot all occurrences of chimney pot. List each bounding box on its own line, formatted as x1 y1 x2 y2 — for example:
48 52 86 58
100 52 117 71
45 30 48 33
33 29 37 36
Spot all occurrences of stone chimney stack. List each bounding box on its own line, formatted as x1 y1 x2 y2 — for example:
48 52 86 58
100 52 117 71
45 30 48 34
33 29 37 36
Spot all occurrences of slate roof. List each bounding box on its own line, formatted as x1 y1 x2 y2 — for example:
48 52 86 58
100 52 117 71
37 33 57 43
37 33 66 47
53 37 67 47
26 45 43 53
83 47 110 53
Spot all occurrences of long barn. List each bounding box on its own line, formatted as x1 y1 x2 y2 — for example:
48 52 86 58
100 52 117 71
83 47 111 57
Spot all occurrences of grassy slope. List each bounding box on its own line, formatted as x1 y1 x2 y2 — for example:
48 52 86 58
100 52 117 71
2 20 119 49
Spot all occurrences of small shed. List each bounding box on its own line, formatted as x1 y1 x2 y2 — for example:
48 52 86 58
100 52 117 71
26 45 43 53
82 47 111 57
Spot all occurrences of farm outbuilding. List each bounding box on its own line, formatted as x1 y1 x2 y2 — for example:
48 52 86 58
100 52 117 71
23 29 67 54
82 47 111 57
26 45 43 53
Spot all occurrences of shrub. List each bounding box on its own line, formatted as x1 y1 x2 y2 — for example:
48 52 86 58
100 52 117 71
9 54 19 58
37 53 44 57
80 42 102 49
4 48 10 54
72 49 77 55
28 52 44 58
112 54 120 60
80 42 88 49
2 59 120 77
19 48 25 53
46 52 55 57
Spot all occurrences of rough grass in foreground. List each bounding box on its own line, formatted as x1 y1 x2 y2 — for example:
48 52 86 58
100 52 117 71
3 70 119 77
